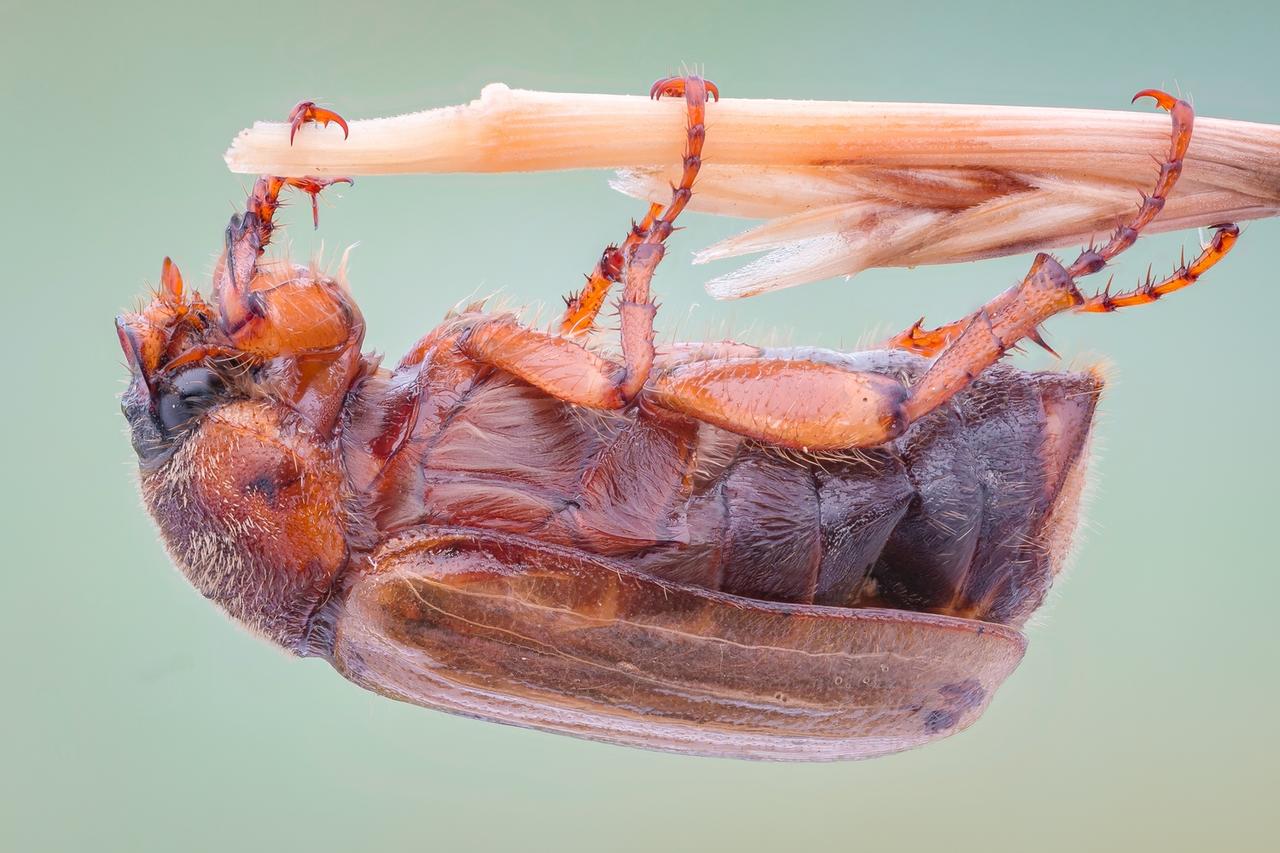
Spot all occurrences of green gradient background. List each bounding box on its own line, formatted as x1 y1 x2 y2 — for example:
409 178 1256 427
4 1 1277 850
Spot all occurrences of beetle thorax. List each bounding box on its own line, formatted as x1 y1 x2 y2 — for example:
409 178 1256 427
138 399 352 652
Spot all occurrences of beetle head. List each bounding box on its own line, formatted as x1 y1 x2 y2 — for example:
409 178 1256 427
116 258 245 469
118 258 353 652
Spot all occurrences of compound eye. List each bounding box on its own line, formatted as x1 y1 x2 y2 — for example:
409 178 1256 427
157 367 224 434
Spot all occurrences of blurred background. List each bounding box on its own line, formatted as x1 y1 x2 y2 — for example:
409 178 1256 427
4 1 1277 850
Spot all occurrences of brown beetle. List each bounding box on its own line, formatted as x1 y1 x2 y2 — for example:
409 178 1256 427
117 76 1237 760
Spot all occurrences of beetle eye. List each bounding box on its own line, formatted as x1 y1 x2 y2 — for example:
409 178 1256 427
156 367 224 434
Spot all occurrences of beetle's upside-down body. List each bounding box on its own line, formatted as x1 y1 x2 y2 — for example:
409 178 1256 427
117 78 1237 760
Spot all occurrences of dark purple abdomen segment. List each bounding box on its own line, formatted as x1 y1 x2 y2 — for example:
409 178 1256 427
636 352 1102 628
695 452 913 605
872 363 1101 624
718 455 823 601
813 463 914 604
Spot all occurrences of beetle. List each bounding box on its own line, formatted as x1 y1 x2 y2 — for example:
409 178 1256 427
117 76 1237 760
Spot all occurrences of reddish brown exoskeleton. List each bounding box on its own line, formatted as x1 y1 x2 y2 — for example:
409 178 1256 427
117 78 1238 760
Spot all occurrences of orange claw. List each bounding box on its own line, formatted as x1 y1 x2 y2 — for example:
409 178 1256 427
288 101 350 145
650 75 720 102
289 176 354 228
887 317 964 357
1132 88 1179 112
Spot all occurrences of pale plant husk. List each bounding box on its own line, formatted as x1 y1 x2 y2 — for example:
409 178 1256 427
225 83 1280 298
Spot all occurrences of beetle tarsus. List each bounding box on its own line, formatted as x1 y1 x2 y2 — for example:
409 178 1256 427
560 204 663 335
1065 89 1191 278
897 91 1236 426
1076 223 1239 313
242 176 353 248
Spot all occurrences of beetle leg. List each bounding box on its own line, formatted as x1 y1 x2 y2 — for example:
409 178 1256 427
461 77 715 408
901 221 1238 421
559 202 664 337
210 169 362 434
215 175 353 339
1074 223 1238 313
885 317 968 357
558 75 716 336
649 90 1238 449
897 90 1235 424
888 89 1195 357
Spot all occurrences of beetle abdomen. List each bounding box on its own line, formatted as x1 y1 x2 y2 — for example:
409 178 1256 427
634 355 1102 628
870 364 1101 625
633 446 914 606
389 346 1100 629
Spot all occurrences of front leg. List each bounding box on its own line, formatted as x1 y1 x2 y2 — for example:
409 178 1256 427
212 106 363 434
216 174 354 346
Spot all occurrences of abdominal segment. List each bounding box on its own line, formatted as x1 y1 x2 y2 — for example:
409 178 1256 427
635 362 1099 627
371 348 1101 629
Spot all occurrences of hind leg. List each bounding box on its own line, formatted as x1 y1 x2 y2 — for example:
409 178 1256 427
900 222 1236 422
646 91 1239 450
648 224 1236 450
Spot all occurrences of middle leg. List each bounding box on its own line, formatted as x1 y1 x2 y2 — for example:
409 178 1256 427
557 75 718 337
462 75 718 410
